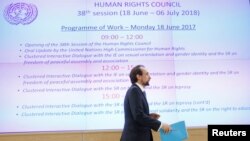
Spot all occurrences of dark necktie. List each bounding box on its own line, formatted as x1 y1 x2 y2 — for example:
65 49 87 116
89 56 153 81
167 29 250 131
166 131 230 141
142 91 149 110
143 91 146 98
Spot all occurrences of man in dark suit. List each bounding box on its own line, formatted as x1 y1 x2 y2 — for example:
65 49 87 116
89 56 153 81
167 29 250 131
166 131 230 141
120 65 171 141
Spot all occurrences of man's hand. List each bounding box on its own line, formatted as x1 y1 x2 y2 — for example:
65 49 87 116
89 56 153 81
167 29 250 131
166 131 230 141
149 113 160 119
161 123 171 133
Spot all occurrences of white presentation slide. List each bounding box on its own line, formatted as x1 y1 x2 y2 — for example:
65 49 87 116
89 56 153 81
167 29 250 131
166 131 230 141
0 0 250 134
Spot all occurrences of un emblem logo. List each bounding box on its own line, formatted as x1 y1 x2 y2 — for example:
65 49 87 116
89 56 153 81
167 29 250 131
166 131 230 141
4 2 38 25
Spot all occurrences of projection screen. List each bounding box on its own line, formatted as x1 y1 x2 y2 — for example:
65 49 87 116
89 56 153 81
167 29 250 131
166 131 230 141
0 0 250 134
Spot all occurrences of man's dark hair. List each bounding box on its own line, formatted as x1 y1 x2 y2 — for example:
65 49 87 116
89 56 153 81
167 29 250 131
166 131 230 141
129 65 145 84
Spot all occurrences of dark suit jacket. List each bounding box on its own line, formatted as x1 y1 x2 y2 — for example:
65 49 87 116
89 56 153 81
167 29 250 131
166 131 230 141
120 84 161 141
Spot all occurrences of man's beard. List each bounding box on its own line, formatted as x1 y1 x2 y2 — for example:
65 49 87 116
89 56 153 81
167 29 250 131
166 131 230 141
144 81 150 86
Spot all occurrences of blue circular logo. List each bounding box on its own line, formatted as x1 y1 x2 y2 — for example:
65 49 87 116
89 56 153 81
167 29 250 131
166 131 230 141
4 2 38 25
